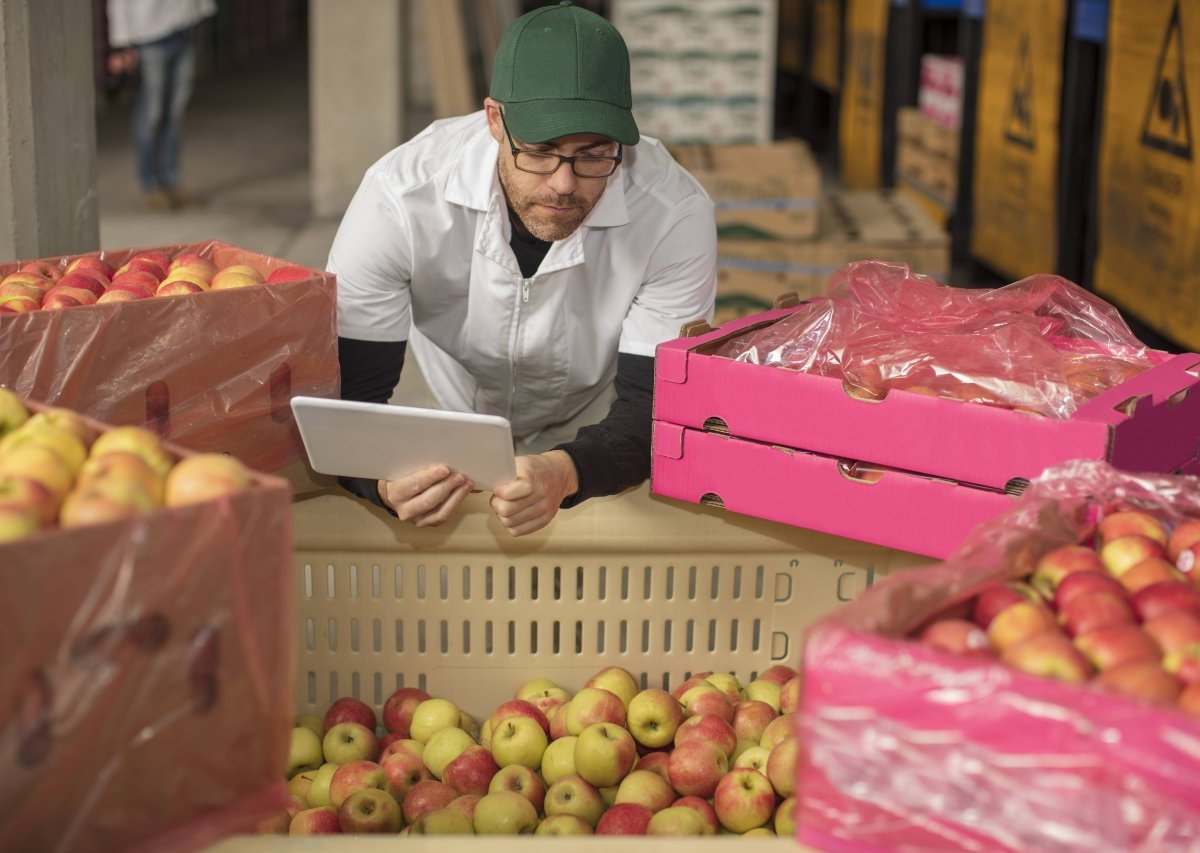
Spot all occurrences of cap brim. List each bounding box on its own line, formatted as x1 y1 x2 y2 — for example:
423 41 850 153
503 99 639 146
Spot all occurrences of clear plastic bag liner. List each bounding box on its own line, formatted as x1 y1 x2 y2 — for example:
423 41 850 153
797 460 1200 852
0 241 339 472
0 403 295 853
717 261 1154 417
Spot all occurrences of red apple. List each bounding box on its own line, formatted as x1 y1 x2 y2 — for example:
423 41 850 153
986 601 1059 651
1094 660 1182 706
55 272 105 298
323 696 377 735
1179 683 1200 717
1057 590 1136 637
1118 558 1186 594
289 806 341 835
972 582 1041 630
674 713 737 758
110 271 159 293
402 780 457 824
328 760 387 809
673 795 720 834
918 618 994 657
1168 519 1200 562
1001 632 1092 683
488 699 550 736
442 745 499 796
1098 510 1168 546
714 767 776 833
1142 612 1200 655
564 687 626 734
756 664 797 687
338 788 402 833
596 802 653 835
65 255 116 280
670 673 714 701
1101 535 1168 577
116 257 167 281
1055 571 1127 611
42 285 97 309
381 748 433 802
634 750 670 782
1132 581 1200 622
667 739 728 798
0 271 52 291
164 453 251 506
1031 544 1105 598
780 676 802 714
1163 643 1200 685
19 261 61 281
0 280 46 302
382 686 431 736
682 687 735 723
731 700 778 744
1178 543 1200 578
488 764 546 814
1075 625 1162 670
0 295 40 313
169 253 218 278
266 264 314 284
97 288 148 304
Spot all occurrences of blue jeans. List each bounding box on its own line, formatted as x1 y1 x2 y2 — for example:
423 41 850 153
133 27 196 193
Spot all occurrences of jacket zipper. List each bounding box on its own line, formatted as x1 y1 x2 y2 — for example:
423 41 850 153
509 277 532 418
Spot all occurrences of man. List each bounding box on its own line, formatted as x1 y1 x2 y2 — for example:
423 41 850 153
330 1 716 536
106 0 216 210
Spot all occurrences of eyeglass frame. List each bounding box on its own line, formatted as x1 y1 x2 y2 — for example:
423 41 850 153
498 108 623 179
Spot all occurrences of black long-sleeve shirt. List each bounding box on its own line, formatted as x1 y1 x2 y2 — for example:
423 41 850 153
338 211 654 511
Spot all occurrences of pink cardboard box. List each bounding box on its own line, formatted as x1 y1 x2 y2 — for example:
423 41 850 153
654 306 1200 493
651 421 1014 558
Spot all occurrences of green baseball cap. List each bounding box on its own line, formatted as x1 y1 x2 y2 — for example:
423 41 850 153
490 1 639 146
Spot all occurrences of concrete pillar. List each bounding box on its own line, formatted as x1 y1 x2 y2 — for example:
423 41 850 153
0 0 99 261
309 0 406 219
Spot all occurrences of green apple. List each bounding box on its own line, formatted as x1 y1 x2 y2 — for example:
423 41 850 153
733 745 771 773
423 726 476 779
766 737 798 798
584 666 639 707
328 760 387 809
540 736 578 785
322 721 379 764
544 775 605 828
647 805 712 836
411 805 475 835
743 679 782 712
287 727 324 778
573 723 636 788
535 814 593 835
704 672 744 699
744 827 776 837
714 767 776 833
472 790 538 835
614 769 675 813
338 787 402 833
0 388 29 435
759 713 795 750
287 770 318 803
564 687 626 735
600 785 619 808
296 713 324 738
307 762 340 808
774 796 797 837
515 678 564 701
490 714 548 770
410 698 462 744
626 688 685 749
731 738 760 764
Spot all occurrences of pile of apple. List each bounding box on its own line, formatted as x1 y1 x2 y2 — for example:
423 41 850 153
0 250 314 313
914 508 1200 716
269 665 804 837
0 387 254 542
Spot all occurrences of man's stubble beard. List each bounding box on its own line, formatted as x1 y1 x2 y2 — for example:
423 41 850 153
498 156 599 242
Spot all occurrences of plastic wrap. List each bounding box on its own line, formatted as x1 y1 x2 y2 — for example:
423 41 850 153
717 261 1154 417
0 241 339 472
0 402 295 853
797 460 1200 852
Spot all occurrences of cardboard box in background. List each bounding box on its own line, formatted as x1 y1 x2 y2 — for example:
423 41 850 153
919 54 965 128
671 140 822 240
839 0 889 189
1095 0 1200 351
895 106 960 215
713 190 950 324
970 0 1067 281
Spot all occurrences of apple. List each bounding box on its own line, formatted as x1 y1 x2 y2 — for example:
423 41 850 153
682 684 735 722
668 739 728 798
322 722 379 764
1119 556 1188 594
410 698 462 743
596 802 654 835
626 688 685 748
1168 519 1200 562
0 388 28 434
1179 543 1200 577
0 280 45 302
544 775 606 827
515 678 568 701
77 451 164 504
489 714 547 770
615 768 675 812
321 695 377 734
338 787 401 833
0 443 73 499
670 795 718 833
670 672 713 700
266 264 315 284
540 735 577 784
1075 625 1162 670
918 618 994 657
129 249 172 270
647 805 713 836
442 745 498 795
1163 643 1200 684
328 760 387 809
288 806 341 835
0 475 57 527
774 795 797 837
169 253 218 276
584 666 640 707
306 762 340 808
1102 535 1168 576
527 692 569 721
704 672 744 700
0 295 40 313
287 770 317 803
1031 544 1106 597
18 261 61 281
65 255 115 279
756 664 797 687
1180 684 1200 717
488 764 546 813
89 427 171 477
42 285 97 309
381 748 433 801
1099 510 1168 545
743 679 782 712
155 280 204 297
487 699 550 736
573 722 635 788
1132 581 1200 621
116 257 166 280
744 827 776 837
1095 660 1182 706
986 601 1059 651
1055 570 1127 611
599 784 619 808
402 780 457 824
1057 590 1136 637
410 805 476 835
759 713 795 750
287 726 325 779
1001 632 1093 683
733 745 771 773
160 270 210 290
97 288 147 304
548 705 571 740
1142 611 1200 655
472 790 538 835
634 750 671 782
109 271 159 293
714 767 776 833
765 736 798 797
0 271 51 291
58 488 143 528
564 687 626 734
423 726 475 778
380 686 431 736
55 272 105 298
535 814 594 835
731 700 779 744
378 732 405 752
972 582 1041 629
379 738 424 763
674 713 737 758
444 793 481 822
213 263 264 284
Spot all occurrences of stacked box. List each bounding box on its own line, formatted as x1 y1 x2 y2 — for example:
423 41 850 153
919 53 965 128
896 105 961 214
612 0 777 144
711 190 950 324
0 397 293 853
651 304 1200 557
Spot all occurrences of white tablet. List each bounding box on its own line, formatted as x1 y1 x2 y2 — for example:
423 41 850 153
290 397 517 490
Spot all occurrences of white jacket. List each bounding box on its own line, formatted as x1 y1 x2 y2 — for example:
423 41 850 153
107 0 216 47
330 111 717 442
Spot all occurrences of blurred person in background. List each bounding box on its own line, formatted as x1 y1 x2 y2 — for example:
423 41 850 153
330 1 717 536
106 0 216 210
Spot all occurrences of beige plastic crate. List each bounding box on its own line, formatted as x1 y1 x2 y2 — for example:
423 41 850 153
289 482 923 721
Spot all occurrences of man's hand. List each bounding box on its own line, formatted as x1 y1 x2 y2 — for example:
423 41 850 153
107 48 137 76
490 450 579 537
379 464 473 527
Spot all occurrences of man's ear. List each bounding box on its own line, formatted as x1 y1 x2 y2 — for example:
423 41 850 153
483 98 504 144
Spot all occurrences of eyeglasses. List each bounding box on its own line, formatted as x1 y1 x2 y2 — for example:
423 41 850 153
499 109 622 179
